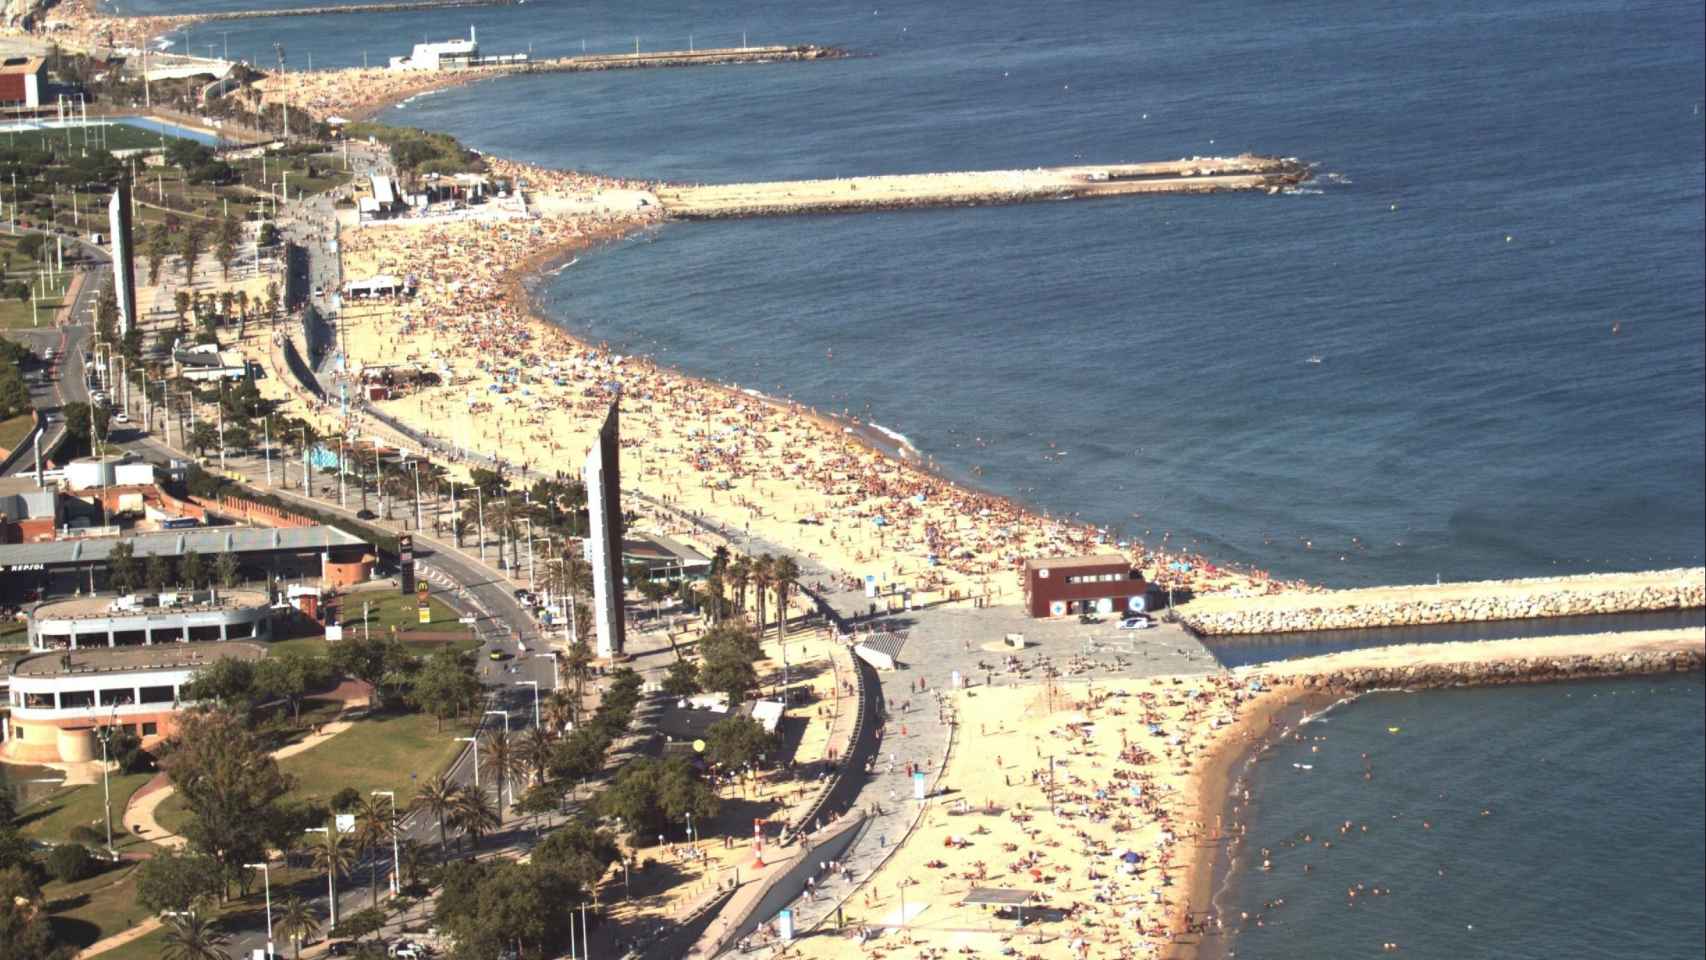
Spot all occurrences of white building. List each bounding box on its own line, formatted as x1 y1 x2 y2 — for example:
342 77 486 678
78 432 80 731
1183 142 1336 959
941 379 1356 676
388 26 480 70
3 640 268 763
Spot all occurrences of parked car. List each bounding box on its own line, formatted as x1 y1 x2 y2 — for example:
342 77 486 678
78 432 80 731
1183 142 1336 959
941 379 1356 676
355 508 378 520
1119 615 1154 631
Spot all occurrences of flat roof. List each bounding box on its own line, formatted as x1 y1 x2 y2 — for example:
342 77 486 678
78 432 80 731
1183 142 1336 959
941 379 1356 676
0 57 45 75
34 588 271 621
1023 554 1133 571
11 640 267 678
0 525 369 567
961 888 1039 907
622 532 710 568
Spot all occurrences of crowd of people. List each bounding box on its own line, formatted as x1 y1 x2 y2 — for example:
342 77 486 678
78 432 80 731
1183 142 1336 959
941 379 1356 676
325 159 1311 609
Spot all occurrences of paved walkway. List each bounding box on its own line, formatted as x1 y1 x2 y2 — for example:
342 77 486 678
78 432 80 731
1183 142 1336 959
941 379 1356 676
122 686 368 849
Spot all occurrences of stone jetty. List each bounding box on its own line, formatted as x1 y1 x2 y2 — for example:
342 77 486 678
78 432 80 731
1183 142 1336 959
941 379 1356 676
654 154 1309 219
1178 567 1706 636
1251 627 1704 692
190 0 514 21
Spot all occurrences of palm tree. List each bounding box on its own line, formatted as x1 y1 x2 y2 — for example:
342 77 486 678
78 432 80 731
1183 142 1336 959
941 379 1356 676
728 556 751 615
564 639 592 725
479 729 526 822
411 774 459 863
308 826 355 926
352 794 393 907
541 689 575 736
275 896 320 960
451 786 500 852
772 555 800 642
396 838 427 890
161 911 231 960
704 571 725 625
752 554 775 634
520 725 553 787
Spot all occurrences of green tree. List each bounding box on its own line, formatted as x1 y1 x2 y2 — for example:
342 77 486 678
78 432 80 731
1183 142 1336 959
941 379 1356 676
108 540 140 594
410 774 459 863
190 420 219 455
704 715 778 770
662 657 701 698
213 551 240 588
253 650 330 722
478 730 525 824
308 824 355 917
179 225 204 286
0 866 55 960
147 222 171 286
181 657 256 709
351 794 393 908
160 909 230 960
326 632 400 708
159 709 296 898
180 549 205 589
62 400 111 452
215 217 239 281
275 895 320 959
532 818 619 894
772 554 800 641
145 554 174 592
0 365 29 421
450 786 499 851
596 756 717 843
136 848 223 914
406 649 479 731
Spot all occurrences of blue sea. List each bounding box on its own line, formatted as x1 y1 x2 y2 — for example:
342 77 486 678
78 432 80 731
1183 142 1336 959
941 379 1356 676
1227 676 1705 959
116 0 1705 952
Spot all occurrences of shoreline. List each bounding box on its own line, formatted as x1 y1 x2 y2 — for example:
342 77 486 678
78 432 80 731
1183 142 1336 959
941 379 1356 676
1174 627 1705 959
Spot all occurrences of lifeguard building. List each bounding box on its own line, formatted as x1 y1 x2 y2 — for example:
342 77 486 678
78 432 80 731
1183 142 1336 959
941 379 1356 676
1022 555 1150 619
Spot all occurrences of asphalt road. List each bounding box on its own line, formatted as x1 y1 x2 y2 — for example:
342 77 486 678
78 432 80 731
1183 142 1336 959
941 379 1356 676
2 243 103 476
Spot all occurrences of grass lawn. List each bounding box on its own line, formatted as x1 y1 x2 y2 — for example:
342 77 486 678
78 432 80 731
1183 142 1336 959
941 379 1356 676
16 771 156 853
279 708 473 811
266 590 477 659
0 270 69 330
41 862 153 952
154 708 473 836
0 411 33 451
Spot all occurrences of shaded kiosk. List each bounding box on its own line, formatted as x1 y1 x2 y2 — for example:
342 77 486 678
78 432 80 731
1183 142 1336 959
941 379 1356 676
961 887 1041 926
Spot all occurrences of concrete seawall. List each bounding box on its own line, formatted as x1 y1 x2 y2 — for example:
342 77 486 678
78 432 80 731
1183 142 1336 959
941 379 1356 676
1178 567 1705 636
189 0 514 21
656 154 1309 219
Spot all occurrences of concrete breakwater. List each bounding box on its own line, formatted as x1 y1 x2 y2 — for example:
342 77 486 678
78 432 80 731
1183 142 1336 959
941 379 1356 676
189 0 514 21
1178 567 1705 636
526 44 845 74
1280 644 1704 693
654 154 1309 219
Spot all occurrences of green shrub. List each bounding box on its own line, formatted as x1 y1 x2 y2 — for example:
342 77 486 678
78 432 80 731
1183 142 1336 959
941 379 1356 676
46 843 102 883
67 825 104 846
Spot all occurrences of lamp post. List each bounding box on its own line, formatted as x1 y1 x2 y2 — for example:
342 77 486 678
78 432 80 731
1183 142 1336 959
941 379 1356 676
304 826 337 928
244 862 274 957
457 735 479 787
516 680 539 727
372 790 400 894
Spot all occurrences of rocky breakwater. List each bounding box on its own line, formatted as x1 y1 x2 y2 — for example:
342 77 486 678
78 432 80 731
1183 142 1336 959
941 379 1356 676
1178 567 1706 636
1283 645 1705 694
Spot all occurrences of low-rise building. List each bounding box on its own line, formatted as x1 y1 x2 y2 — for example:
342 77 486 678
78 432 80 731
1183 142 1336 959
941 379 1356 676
1021 554 1151 619
26 588 273 651
0 57 45 111
2 641 268 763
0 524 374 603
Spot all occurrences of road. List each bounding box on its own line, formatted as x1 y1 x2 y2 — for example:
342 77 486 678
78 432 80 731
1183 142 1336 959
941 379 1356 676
1 241 104 476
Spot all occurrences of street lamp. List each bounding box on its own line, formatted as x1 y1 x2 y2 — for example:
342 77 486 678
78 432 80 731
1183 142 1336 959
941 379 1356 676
516 680 539 727
372 790 400 894
244 862 274 957
456 736 479 787
304 826 337 928
484 709 510 734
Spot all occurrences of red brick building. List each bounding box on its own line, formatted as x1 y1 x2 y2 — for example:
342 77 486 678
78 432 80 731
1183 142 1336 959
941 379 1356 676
1022 555 1150 619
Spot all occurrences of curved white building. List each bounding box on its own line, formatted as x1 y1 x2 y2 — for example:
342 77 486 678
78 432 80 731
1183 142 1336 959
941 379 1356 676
26 589 273 651
3 640 268 763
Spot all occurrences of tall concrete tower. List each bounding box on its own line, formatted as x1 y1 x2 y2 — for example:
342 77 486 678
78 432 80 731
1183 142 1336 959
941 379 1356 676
108 180 137 336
